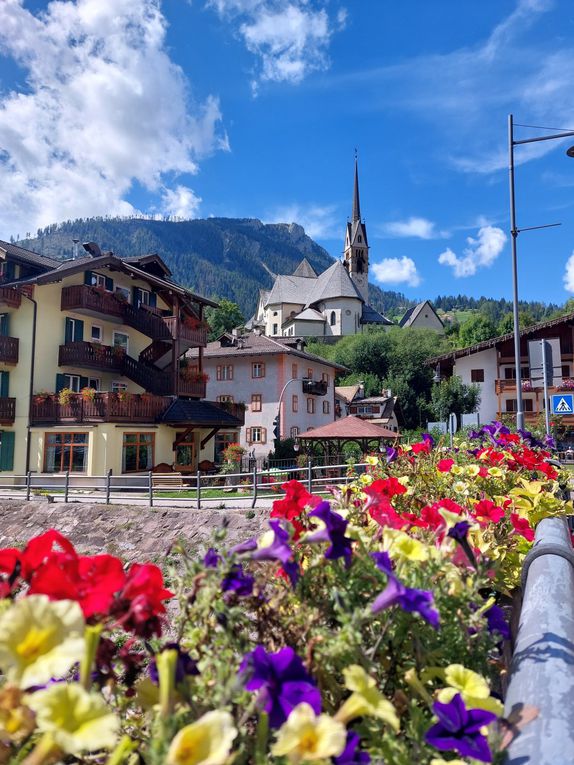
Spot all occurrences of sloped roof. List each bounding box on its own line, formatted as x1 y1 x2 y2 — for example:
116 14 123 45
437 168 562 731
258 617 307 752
0 239 60 269
335 385 362 403
305 260 362 307
160 399 242 427
292 258 317 278
362 303 393 325
264 274 311 307
400 300 443 328
299 415 399 440
283 308 325 325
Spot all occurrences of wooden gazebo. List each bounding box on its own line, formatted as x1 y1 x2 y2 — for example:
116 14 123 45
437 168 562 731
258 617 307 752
297 415 400 456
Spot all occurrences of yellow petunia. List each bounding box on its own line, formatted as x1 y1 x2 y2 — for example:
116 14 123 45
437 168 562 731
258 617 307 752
487 467 504 477
450 465 465 476
437 664 504 716
27 683 119 754
167 710 238 765
386 530 428 563
365 455 379 466
272 703 346 763
465 464 480 477
0 595 85 688
335 665 399 730
431 759 468 765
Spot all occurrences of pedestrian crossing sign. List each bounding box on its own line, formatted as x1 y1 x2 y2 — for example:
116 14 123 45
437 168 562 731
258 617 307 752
551 394 574 415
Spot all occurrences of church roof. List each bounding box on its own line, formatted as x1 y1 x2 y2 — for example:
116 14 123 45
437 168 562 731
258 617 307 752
264 274 312 307
352 157 361 223
361 303 394 326
283 308 325 325
304 260 362 307
292 258 317 278
399 300 443 328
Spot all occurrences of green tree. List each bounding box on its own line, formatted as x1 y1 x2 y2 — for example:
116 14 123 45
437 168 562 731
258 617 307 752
205 299 245 341
430 375 481 424
497 310 535 336
336 371 383 397
458 315 498 347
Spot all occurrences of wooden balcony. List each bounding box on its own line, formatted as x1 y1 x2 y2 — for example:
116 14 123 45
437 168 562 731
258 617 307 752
61 285 207 346
178 378 207 398
30 392 170 425
0 287 21 309
496 378 574 395
0 397 16 424
0 336 18 365
302 379 328 396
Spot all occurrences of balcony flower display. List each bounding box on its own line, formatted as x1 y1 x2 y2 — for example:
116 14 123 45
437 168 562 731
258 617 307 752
180 367 209 383
81 387 97 403
521 379 533 391
0 425 568 763
58 387 73 405
558 378 574 390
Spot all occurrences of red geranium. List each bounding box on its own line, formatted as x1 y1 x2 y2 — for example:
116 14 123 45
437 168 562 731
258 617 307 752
510 513 535 542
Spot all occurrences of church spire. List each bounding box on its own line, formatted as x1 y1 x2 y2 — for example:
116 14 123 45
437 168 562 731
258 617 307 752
352 151 361 223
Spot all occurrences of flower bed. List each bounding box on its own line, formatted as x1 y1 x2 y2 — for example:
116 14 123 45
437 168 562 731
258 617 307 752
0 422 568 763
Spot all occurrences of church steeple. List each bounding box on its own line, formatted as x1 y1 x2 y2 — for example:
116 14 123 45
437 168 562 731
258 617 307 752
343 153 369 304
352 153 361 223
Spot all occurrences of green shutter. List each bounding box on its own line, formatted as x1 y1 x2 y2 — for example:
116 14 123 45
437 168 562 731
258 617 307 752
0 431 15 472
149 292 157 308
5 262 15 281
55 374 67 393
105 276 114 292
74 319 84 342
65 317 74 343
84 271 93 285
80 376 89 389
0 315 9 337
0 372 9 398
132 287 139 307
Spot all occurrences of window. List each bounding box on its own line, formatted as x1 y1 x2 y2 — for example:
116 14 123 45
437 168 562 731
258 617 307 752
64 374 81 393
292 364 298 379
330 311 336 327
214 431 240 462
113 331 129 354
504 366 529 380
292 394 298 412
307 398 315 414
471 369 485 383
175 432 195 470
246 427 266 444
251 394 262 412
562 365 570 378
91 325 102 343
290 426 299 438
216 365 234 381
307 368 313 380
93 273 108 290
87 378 100 391
134 288 151 307
272 324 278 335
252 362 265 378
44 433 88 473
505 399 533 413
323 401 330 414
64 317 84 343
217 395 234 403
112 381 127 393
321 372 330 385
122 432 154 472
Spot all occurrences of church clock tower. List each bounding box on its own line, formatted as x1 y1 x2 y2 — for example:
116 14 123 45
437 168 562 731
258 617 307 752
343 155 369 303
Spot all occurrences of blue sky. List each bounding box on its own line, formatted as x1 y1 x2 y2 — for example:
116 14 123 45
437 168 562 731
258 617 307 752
1 0 574 305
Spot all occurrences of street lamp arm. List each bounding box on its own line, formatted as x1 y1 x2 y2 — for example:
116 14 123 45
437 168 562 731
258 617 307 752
514 129 574 146
275 377 302 441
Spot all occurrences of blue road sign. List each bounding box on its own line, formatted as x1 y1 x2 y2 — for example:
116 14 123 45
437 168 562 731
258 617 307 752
551 394 574 415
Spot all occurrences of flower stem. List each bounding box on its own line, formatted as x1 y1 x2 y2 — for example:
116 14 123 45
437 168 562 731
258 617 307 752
22 733 57 765
80 623 103 691
254 712 269 764
106 735 137 765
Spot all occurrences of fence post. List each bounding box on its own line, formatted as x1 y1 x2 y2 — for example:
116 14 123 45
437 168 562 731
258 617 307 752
148 471 153 507
26 471 31 501
64 470 69 503
307 458 312 493
106 468 112 504
251 463 258 509
196 470 201 510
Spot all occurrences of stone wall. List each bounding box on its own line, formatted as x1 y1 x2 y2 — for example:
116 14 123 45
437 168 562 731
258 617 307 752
0 500 269 562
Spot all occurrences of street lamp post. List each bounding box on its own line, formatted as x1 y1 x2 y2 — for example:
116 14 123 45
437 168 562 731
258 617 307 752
508 114 574 430
275 378 303 442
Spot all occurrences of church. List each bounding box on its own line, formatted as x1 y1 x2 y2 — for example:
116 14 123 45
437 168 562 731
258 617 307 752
250 159 393 337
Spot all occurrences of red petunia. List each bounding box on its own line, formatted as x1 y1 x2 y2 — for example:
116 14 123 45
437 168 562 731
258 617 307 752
472 499 505 525
510 513 535 542
364 477 407 500
271 480 320 539
368 497 404 529
112 563 174 637
437 459 455 473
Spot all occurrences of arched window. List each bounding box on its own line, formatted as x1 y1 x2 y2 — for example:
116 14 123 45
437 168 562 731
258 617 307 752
330 311 336 326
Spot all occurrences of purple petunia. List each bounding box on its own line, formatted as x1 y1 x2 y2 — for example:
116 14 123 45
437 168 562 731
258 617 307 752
239 645 321 728
251 520 293 566
371 575 440 629
333 731 371 764
221 564 254 597
306 501 354 568
447 521 471 542
229 538 258 555
425 693 496 763
385 446 398 464
203 548 222 568
484 604 511 640
370 551 393 576
422 433 435 448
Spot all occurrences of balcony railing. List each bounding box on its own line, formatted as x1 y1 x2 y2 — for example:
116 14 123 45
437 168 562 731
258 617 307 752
0 336 18 365
496 378 574 394
0 397 16 424
59 341 207 398
302 379 328 396
31 392 170 425
0 287 21 309
61 285 207 346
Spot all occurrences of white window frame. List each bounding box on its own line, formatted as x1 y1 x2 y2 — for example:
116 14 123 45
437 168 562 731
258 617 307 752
91 324 103 343
111 381 128 393
113 331 129 354
64 374 81 393
88 378 100 391
91 273 111 291
251 427 263 443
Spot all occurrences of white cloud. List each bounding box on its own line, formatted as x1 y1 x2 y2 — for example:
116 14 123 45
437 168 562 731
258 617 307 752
160 186 203 219
379 217 448 240
438 225 507 277
0 0 229 238
266 202 339 239
563 252 574 292
371 257 421 288
207 1 345 89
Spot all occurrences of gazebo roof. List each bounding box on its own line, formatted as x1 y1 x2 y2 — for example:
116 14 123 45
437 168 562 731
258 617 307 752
298 415 399 440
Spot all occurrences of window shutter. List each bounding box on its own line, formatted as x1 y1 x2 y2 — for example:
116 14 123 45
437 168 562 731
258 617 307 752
0 431 15 471
149 292 157 308
75 319 84 342
132 287 140 307
0 314 9 337
105 276 114 292
80 376 89 389
84 271 93 285
5 262 15 281
261 427 267 444
65 317 74 343
55 374 67 393
0 372 8 398
246 428 252 444
229 365 234 380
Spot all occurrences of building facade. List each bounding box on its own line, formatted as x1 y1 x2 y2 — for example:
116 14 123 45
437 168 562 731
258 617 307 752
0 240 242 477
335 384 400 432
249 159 392 337
429 312 574 427
197 333 347 460
399 301 444 332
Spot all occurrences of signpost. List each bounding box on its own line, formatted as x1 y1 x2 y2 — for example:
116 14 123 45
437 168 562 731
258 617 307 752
551 394 574 416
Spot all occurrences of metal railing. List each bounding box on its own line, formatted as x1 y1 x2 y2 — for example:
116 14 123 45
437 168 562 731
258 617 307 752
0 460 367 507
